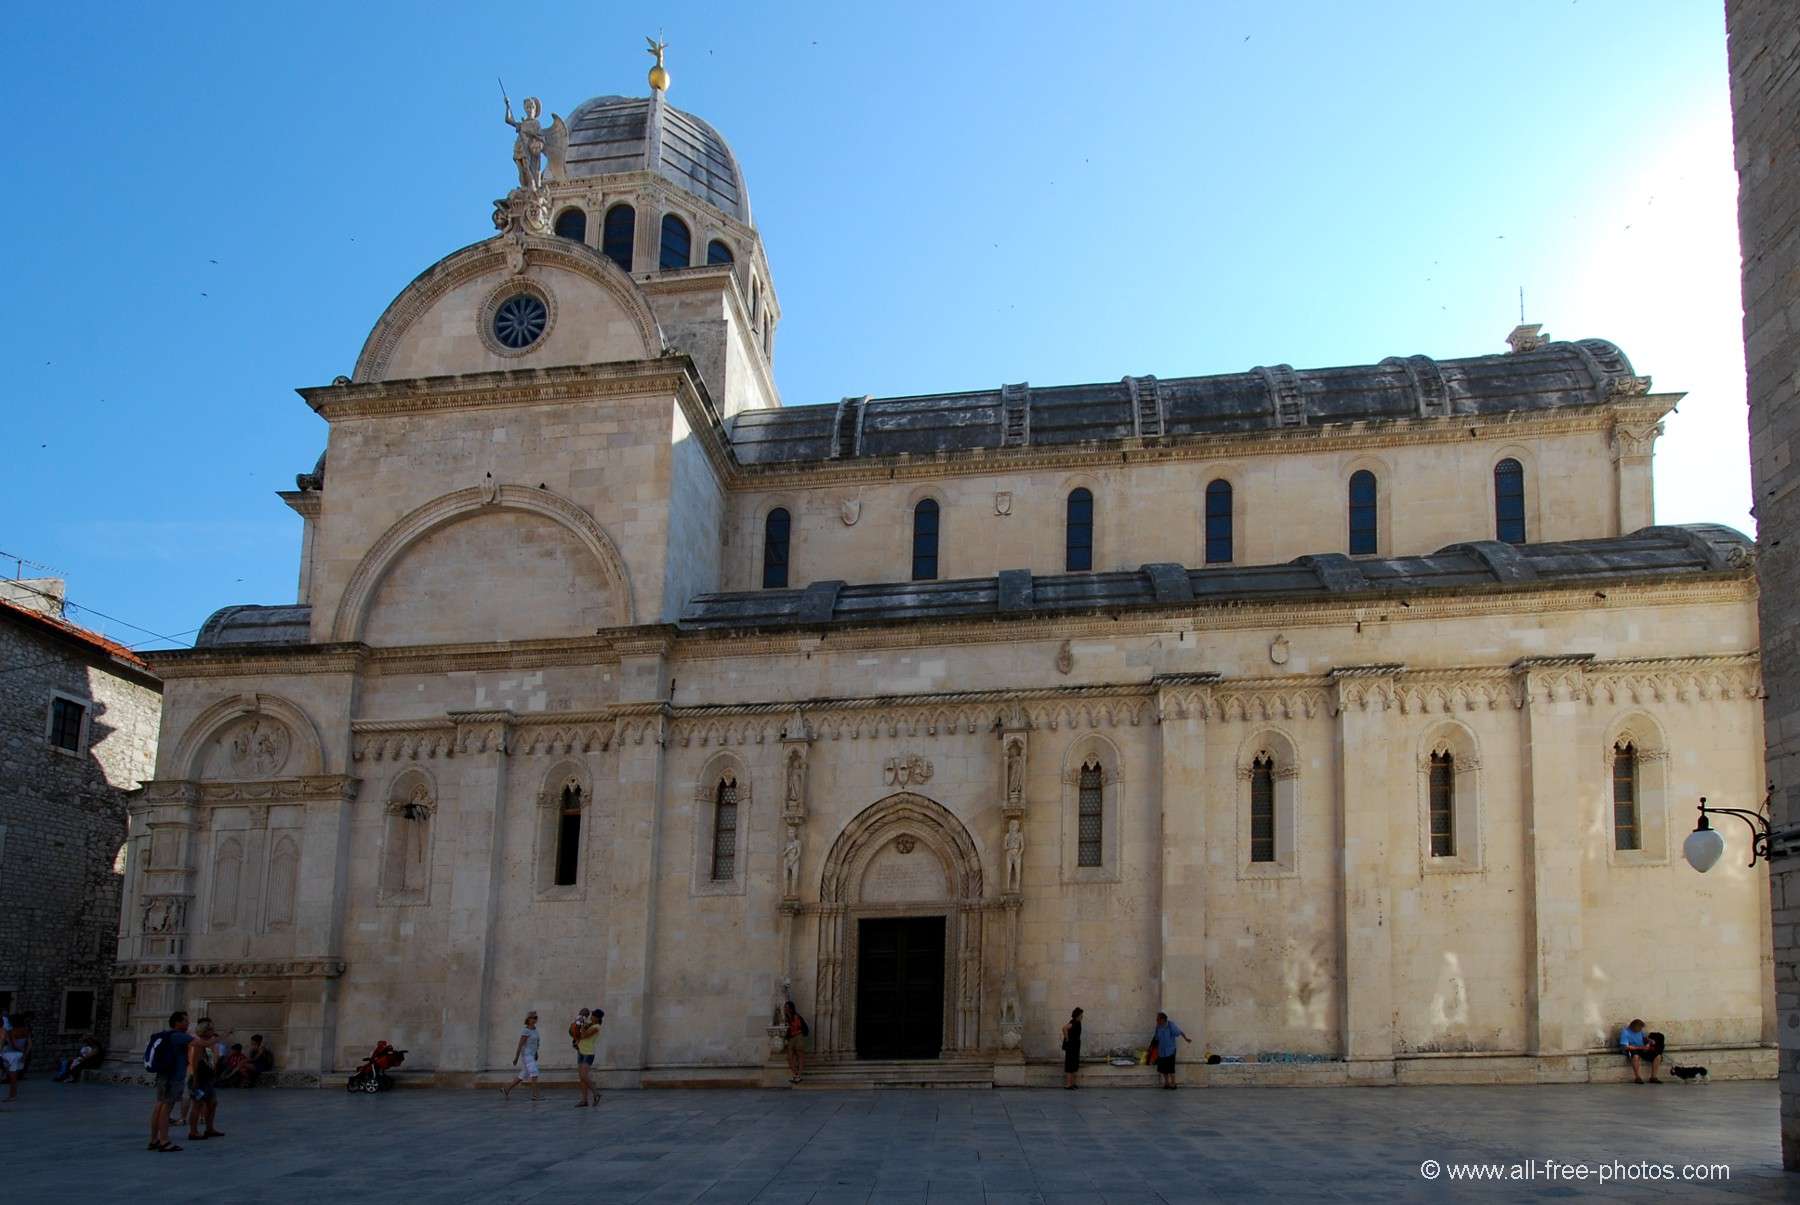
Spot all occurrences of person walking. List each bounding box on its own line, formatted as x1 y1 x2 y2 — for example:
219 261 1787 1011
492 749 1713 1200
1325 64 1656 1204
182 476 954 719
186 1018 225 1139
782 1001 809 1085
1061 1007 1084 1090
1151 1012 1192 1089
1 1012 29 1103
574 1008 603 1107
145 1011 195 1152
501 1011 542 1101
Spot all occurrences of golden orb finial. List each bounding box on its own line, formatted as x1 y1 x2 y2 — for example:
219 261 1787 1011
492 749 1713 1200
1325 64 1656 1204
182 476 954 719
646 35 670 93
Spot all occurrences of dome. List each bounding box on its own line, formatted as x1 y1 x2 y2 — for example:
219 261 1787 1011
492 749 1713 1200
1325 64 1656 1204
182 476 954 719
563 94 751 224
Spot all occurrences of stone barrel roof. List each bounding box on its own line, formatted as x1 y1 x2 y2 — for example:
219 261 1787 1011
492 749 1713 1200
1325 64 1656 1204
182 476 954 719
726 339 1648 466
676 525 1750 633
191 526 1745 648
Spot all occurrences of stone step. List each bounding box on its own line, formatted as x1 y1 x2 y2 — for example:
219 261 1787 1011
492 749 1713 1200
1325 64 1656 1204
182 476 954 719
795 1058 995 1089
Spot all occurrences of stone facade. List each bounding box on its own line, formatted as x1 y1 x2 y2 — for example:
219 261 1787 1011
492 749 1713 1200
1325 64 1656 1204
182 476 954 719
0 589 161 1070
1728 0 1800 1169
113 70 1777 1089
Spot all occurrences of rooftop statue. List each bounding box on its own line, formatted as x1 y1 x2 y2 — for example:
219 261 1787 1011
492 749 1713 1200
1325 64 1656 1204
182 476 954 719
500 85 567 190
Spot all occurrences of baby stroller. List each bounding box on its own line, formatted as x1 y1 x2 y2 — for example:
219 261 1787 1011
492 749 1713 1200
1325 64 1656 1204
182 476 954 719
346 1040 407 1093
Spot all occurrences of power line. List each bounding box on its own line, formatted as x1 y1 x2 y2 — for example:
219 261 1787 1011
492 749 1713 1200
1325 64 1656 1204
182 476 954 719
0 577 193 647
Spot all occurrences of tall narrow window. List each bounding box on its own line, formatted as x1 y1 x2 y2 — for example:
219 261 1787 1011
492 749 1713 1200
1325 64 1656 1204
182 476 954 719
601 204 635 271
1613 742 1640 851
710 777 739 881
1066 488 1094 571
659 213 691 270
1250 755 1276 863
751 278 761 325
912 499 940 580
1428 752 1456 857
1204 479 1233 564
1494 458 1526 544
762 508 791 588
553 207 587 242
1348 470 1378 555
554 784 582 886
707 238 734 265
1078 760 1104 867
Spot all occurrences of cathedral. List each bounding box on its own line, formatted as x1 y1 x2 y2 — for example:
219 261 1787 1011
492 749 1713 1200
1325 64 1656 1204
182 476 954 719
112 53 1775 1088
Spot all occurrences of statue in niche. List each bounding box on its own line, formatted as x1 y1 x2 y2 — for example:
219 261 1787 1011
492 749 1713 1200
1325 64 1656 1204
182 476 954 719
1004 738 1024 804
782 825 802 898
501 92 567 191
785 751 806 811
1004 819 1024 894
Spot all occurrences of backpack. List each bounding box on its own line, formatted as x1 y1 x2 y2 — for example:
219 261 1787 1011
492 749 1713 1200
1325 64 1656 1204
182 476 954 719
144 1030 180 1075
800 1015 810 1038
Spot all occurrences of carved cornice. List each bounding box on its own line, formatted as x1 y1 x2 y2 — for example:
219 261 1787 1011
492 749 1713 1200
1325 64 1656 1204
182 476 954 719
115 958 347 981
729 402 1661 492
147 644 366 681
140 776 358 805
364 637 619 677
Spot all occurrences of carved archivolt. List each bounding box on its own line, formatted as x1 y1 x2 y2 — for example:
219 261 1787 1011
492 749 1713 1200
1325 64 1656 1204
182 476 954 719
818 793 984 907
174 693 326 782
330 484 635 640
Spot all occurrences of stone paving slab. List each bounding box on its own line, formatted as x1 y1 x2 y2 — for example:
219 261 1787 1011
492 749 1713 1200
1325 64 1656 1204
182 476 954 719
0 1081 1792 1202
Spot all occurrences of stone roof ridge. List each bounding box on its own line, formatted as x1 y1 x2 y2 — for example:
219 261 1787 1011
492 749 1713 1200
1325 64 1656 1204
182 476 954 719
726 339 1651 467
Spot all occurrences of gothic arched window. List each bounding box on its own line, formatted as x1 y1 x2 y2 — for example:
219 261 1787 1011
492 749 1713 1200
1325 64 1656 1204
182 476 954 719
1250 755 1276 863
710 777 739 881
1428 751 1456 857
1348 470 1378 555
912 499 940 581
1204 479 1233 564
763 508 791 589
553 207 587 243
1613 742 1640 851
601 204 635 271
1077 760 1104 867
1066 488 1094 571
659 214 691 270
1494 458 1526 544
554 784 583 887
707 238 734 265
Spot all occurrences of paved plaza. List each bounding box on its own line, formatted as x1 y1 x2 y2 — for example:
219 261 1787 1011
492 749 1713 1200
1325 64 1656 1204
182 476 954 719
3 1080 1795 1203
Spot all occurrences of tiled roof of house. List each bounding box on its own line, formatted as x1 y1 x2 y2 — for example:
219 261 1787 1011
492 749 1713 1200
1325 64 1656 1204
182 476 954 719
0 595 155 675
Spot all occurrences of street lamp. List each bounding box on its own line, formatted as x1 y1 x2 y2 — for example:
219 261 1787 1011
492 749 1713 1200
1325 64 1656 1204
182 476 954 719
1682 791 1773 872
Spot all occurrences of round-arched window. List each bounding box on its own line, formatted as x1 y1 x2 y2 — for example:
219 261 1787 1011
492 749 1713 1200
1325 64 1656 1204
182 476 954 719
492 293 548 350
553 208 587 242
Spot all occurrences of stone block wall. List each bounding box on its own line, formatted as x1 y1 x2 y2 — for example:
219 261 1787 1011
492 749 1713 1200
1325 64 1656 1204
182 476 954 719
1727 0 1800 1171
0 613 160 1069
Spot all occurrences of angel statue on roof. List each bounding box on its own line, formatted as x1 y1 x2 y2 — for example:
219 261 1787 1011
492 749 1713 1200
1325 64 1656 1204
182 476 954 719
500 86 567 191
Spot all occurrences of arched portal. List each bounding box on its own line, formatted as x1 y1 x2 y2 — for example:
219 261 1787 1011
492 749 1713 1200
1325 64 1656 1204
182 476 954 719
814 793 985 1058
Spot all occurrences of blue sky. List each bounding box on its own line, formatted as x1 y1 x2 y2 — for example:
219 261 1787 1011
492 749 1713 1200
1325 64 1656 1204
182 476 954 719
0 1 1747 650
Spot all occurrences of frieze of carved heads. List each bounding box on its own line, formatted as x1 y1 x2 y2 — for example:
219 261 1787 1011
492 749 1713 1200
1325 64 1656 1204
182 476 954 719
882 754 933 787
227 717 292 778
115 957 347 981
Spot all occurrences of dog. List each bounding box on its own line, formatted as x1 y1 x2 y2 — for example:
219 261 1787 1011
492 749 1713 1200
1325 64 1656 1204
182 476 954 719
1668 1063 1709 1082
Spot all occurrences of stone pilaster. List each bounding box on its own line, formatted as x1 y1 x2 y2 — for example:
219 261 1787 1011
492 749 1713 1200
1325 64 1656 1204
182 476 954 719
1513 656 1594 1071
438 710 514 1076
997 701 1029 1056
1154 675 1216 1052
1608 415 1662 533
287 774 360 1076
602 638 672 1080
1331 666 1403 1080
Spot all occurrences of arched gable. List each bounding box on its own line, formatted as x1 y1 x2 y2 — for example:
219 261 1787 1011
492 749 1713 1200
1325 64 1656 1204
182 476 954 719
352 233 664 382
173 693 326 782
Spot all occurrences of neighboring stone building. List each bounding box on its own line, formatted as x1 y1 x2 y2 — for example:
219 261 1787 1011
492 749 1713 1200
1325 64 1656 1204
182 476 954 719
115 55 1775 1089
1 582 160 1070
1728 0 1800 1170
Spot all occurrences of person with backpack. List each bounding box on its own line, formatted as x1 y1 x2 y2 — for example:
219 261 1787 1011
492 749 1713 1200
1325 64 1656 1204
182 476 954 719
145 1011 195 1152
782 1000 809 1085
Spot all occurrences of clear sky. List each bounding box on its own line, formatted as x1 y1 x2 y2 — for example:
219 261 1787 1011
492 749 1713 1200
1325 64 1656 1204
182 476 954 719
0 0 1748 651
